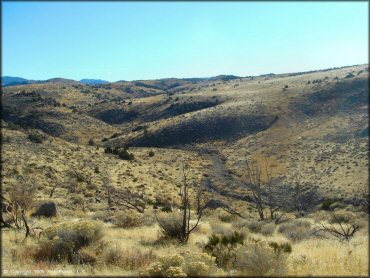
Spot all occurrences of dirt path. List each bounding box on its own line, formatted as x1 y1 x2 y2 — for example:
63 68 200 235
186 146 251 202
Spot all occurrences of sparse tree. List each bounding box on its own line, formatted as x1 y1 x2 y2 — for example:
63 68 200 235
46 170 64 198
155 159 210 244
358 185 369 213
67 161 96 193
2 176 37 238
102 177 113 210
111 187 147 213
289 173 321 214
244 159 265 220
244 158 289 220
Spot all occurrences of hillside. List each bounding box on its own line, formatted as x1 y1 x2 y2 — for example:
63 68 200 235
1 64 369 276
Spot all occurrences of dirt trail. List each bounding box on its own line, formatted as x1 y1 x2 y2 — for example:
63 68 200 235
186 146 251 202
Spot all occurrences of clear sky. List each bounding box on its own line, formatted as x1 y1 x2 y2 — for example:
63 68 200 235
2 1 368 81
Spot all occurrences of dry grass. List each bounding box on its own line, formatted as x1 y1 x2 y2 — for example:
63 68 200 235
287 235 368 276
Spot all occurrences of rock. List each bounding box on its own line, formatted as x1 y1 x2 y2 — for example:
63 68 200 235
32 202 57 217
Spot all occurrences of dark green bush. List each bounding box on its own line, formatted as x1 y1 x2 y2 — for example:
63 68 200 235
321 199 337 211
118 148 135 161
88 138 95 146
268 241 292 256
27 132 46 144
204 232 245 268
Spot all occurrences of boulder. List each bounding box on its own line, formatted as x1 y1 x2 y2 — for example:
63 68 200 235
32 202 57 217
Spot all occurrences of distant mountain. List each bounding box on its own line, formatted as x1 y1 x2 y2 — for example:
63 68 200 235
208 75 242 81
2 76 79 86
2 76 30 86
80 79 109 85
42 78 79 84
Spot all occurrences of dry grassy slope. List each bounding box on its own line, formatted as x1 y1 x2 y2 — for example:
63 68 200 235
219 66 369 198
2 64 368 200
1 127 212 213
106 64 368 199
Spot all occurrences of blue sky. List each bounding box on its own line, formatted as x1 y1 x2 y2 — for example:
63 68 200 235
2 1 368 81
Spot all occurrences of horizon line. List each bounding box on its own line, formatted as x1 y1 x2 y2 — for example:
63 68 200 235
2 62 368 83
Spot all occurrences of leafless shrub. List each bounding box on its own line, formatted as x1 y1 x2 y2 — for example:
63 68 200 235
312 212 360 241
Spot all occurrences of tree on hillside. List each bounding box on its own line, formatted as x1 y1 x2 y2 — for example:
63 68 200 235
288 173 321 214
155 159 211 244
243 158 289 220
1 176 37 238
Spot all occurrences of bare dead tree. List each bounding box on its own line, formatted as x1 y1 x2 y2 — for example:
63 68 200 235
244 158 292 220
47 171 66 198
67 161 98 193
245 159 265 220
155 159 211 244
7 177 37 229
312 212 360 241
358 185 369 213
289 173 321 214
102 177 113 210
21 209 30 238
111 187 148 213
1 176 37 239
264 158 282 220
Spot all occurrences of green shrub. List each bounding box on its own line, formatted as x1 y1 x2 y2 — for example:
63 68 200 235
113 211 143 228
260 222 276 236
27 131 46 144
91 211 109 221
104 146 135 160
35 220 103 262
118 149 135 160
146 254 185 276
146 253 216 277
246 219 264 233
328 210 354 224
184 252 216 276
156 213 183 241
103 244 124 265
204 232 245 269
234 242 288 276
268 241 292 256
218 210 237 223
321 199 337 211
154 194 176 212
